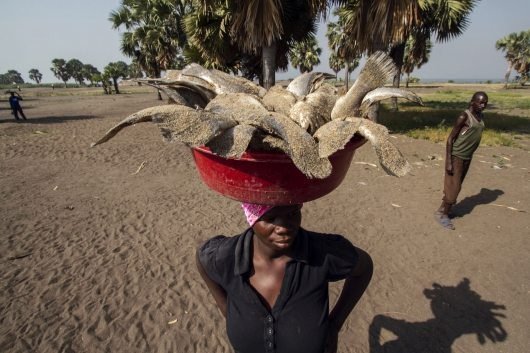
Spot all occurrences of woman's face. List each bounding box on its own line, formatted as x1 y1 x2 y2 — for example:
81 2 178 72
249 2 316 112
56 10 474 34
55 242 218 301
252 205 302 252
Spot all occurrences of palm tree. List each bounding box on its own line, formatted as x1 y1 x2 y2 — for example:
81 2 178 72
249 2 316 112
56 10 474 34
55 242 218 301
128 59 144 79
28 69 43 84
496 32 519 86
338 0 478 106
402 31 432 87
328 52 344 81
110 0 189 78
289 35 322 73
496 30 530 87
198 0 341 89
183 2 301 82
182 2 249 73
327 12 361 90
103 61 129 94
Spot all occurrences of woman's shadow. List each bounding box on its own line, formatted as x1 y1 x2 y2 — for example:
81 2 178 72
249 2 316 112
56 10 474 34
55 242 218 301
451 188 504 218
369 278 507 353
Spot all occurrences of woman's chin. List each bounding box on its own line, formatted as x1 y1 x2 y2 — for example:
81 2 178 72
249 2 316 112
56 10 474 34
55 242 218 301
272 239 294 250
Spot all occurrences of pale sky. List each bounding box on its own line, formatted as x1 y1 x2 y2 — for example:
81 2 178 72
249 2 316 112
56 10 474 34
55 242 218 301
0 0 528 83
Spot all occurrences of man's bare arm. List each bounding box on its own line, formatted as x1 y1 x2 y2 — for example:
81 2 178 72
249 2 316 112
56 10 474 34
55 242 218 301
445 114 467 174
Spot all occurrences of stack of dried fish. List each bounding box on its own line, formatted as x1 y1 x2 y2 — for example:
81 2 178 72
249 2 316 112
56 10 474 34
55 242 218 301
92 52 423 179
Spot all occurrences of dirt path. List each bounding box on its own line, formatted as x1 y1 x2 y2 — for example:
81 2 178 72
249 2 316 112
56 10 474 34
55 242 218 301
1 87 528 353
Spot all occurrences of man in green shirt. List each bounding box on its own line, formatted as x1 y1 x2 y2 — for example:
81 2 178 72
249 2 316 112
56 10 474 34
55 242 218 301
435 91 488 230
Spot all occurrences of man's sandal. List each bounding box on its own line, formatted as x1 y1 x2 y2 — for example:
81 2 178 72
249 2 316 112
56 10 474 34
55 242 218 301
434 212 455 230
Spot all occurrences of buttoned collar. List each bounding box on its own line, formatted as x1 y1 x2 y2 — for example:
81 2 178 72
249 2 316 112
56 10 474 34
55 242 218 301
234 227 309 276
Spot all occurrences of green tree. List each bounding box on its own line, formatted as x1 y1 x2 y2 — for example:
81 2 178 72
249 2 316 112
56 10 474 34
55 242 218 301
0 70 25 84
289 35 322 73
496 30 530 86
28 69 43 84
51 58 71 87
110 0 189 78
66 59 85 85
197 0 337 89
103 61 129 94
82 64 101 86
402 32 432 87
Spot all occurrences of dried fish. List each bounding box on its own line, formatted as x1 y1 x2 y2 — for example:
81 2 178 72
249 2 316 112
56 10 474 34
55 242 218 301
93 52 422 179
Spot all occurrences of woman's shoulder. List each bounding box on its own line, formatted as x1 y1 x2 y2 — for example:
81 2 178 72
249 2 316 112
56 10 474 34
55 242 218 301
304 229 357 258
303 229 359 280
197 233 244 282
199 234 240 260
305 229 354 247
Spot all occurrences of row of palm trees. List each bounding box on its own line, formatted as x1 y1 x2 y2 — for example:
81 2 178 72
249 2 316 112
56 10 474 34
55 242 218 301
1 61 130 95
110 0 479 90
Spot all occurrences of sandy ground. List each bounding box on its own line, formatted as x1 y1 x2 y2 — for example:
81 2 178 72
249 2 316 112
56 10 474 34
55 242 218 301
1 87 529 353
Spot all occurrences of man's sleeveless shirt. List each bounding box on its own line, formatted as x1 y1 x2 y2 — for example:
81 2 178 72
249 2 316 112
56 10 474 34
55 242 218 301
451 109 484 160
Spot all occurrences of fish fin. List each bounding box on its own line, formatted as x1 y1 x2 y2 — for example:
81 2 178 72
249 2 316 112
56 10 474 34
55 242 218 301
91 108 156 147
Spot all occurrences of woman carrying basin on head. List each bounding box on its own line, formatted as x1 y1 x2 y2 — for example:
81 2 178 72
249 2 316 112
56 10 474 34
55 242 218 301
196 202 373 353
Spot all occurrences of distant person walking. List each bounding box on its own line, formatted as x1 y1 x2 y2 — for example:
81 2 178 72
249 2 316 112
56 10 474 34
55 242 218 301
434 91 489 230
9 91 27 121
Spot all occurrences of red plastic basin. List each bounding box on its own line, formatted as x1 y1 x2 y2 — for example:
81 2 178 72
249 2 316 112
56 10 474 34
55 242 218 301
191 135 366 205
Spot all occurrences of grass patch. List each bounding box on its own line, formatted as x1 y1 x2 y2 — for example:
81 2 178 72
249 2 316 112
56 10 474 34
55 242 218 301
418 89 530 110
405 127 517 147
379 86 530 149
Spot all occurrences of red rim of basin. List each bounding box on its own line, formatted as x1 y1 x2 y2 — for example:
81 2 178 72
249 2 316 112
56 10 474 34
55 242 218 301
191 135 366 205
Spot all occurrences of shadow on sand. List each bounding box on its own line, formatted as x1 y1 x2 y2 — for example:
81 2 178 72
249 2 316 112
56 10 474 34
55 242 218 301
452 188 504 218
0 115 97 124
369 278 507 353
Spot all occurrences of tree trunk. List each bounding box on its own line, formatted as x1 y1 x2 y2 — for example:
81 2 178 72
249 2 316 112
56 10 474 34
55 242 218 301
344 62 350 91
389 42 406 111
504 63 512 88
262 42 277 90
406 73 410 88
113 78 120 94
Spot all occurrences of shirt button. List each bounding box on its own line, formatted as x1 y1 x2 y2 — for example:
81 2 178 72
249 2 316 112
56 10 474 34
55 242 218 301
267 328 273 336
266 315 273 323
267 341 273 349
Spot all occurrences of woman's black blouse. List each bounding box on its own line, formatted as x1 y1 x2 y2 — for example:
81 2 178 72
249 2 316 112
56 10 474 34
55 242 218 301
198 228 359 353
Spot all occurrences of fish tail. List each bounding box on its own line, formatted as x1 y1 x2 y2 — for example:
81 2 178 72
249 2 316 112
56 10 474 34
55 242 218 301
356 51 397 90
90 110 154 147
